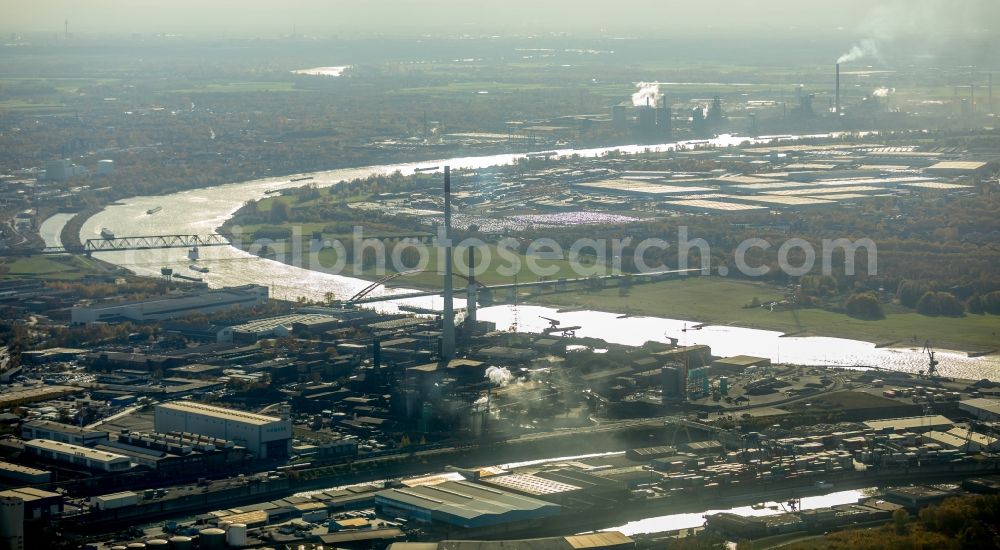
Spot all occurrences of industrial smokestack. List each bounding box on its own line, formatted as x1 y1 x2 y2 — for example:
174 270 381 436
835 63 841 115
466 247 477 328
441 166 455 360
657 96 672 138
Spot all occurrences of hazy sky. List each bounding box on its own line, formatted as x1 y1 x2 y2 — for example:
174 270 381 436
3 0 996 38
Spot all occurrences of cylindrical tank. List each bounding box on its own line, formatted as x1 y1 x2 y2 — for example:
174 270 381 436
168 536 193 550
127 544 146 550
146 540 168 548
226 523 247 548
111 546 128 550
198 528 226 550
97 159 115 175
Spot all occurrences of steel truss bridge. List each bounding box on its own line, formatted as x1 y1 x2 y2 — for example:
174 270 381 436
83 234 231 254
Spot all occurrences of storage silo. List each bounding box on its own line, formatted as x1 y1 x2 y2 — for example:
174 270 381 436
198 528 226 550
226 523 247 548
97 159 114 176
146 540 169 549
0 496 24 550
168 536 193 550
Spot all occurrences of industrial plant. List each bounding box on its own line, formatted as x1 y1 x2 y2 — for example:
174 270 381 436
1 2 1000 549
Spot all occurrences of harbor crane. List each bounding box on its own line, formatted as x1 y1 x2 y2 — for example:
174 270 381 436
922 340 940 378
539 316 580 337
540 316 561 329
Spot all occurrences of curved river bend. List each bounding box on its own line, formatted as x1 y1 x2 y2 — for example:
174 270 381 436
81 136 1000 380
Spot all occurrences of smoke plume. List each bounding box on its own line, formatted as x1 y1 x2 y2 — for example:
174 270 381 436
836 1 997 65
485 366 513 386
632 82 662 107
872 87 895 97
837 37 881 64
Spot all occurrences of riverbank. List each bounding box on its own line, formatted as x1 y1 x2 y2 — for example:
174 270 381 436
195 227 1000 353
216 173 1000 354
525 277 1000 354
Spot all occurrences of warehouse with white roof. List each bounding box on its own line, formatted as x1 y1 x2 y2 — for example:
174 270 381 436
23 439 131 472
375 480 561 530
154 401 291 459
959 398 1000 421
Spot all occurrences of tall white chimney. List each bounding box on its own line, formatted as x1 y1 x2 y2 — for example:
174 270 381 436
835 63 841 115
466 246 477 328
441 166 455 360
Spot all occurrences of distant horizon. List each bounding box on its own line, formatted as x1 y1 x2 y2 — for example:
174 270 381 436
2 0 997 40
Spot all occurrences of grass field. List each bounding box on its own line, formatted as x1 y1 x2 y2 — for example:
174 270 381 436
0 100 67 113
163 81 301 94
0 255 104 280
529 276 1000 352
306 242 600 288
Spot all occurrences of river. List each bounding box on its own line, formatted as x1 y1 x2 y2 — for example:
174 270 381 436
38 212 74 248
79 136 1000 380
603 487 873 536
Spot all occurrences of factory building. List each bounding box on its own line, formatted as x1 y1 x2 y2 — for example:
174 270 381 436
23 439 132 473
959 398 1000 421
0 461 52 485
44 159 88 181
610 105 627 128
227 313 338 343
477 473 583 504
374 480 561 530
0 488 62 520
921 429 1000 453
0 386 82 409
21 420 109 447
97 430 247 473
154 401 291 459
635 105 657 142
71 284 269 324
863 415 953 433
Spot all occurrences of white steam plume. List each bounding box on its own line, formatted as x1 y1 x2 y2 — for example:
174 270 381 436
836 1 998 65
837 37 881 64
632 82 662 107
872 87 895 97
485 366 513 387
